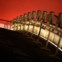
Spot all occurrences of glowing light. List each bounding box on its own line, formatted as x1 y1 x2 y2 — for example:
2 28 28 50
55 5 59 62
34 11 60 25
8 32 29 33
29 25 33 32
7 25 11 29
49 32 55 41
11 21 62 51
59 38 62 48
40 29 49 38
33 26 40 35
25 21 30 24
0 23 4 28
21 24 24 30
24 25 28 31
18 24 21 30
53 34 60 44
11 24 15 30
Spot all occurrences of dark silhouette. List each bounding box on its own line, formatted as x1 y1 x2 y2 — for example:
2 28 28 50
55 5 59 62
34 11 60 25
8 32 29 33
0 28 62 62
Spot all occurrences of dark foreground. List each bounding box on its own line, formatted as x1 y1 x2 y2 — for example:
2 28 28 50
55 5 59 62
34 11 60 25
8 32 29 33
0 28 62 62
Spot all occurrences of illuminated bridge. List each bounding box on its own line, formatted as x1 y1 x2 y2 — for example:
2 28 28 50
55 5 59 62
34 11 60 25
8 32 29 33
0 10 62 59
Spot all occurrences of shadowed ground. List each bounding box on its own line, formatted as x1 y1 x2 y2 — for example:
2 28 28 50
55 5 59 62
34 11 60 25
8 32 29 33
0 28 62 62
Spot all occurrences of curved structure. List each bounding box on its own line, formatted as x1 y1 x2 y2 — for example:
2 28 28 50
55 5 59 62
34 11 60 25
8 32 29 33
0 10 62 53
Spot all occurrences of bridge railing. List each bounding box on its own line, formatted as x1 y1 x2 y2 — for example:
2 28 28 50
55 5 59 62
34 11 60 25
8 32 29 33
12 20 62 48
0 10 62 56
11 10 62 53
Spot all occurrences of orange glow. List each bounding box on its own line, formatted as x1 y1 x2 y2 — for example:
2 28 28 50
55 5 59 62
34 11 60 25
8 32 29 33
0 0 62 21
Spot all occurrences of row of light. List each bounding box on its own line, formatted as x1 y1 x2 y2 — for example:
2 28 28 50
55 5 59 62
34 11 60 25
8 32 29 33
11 20 62 52
3 10 62 54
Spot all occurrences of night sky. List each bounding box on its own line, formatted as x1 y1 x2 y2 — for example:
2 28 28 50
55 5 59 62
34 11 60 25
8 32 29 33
0 0 62 21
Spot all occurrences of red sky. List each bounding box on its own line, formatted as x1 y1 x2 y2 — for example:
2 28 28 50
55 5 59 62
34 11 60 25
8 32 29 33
0 0 62 21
